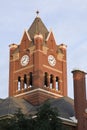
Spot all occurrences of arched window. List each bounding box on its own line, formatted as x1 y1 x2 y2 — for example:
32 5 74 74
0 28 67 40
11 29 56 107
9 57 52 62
24 74 27 89
56 76 59 90
18 76 21 90
30 72 32 87
44 72 48 87
50 74 53 89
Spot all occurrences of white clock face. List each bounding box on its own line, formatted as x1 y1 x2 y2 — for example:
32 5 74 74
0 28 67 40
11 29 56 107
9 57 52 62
48 55 56 66
21 55 29 66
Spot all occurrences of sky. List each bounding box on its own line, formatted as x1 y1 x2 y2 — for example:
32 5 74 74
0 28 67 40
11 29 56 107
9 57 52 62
0 0 87 99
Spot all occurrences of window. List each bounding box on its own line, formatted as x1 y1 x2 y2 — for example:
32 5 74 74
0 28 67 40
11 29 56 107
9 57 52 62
30 72 32 87
24 74 27 89
18 76 21 90
44 72 48 87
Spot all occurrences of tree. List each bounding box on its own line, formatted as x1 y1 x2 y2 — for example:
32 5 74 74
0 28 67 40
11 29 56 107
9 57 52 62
35 101 64 130
0 109 30 130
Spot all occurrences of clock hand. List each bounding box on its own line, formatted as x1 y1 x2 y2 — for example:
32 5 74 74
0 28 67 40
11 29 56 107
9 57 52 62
22 58 26 63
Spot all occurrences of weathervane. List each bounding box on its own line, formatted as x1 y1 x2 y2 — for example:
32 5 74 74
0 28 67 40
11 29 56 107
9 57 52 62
36 10 39 17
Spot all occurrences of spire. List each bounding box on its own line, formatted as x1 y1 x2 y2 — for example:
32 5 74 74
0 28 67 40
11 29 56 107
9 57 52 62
27 14 49 41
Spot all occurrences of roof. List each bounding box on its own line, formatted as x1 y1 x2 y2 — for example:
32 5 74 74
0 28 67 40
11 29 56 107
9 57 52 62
0 96 74 122
49 97 74 119
0 99 3 103
0 97 36 118
27 17 49 41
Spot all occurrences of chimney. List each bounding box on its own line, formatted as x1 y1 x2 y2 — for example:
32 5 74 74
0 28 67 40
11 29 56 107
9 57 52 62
72 70 87 130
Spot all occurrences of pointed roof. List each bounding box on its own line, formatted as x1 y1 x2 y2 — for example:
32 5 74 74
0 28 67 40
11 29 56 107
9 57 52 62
27 17 49 41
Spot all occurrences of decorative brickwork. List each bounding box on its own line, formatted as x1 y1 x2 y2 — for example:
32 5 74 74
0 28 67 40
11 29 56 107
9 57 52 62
9 16 67 105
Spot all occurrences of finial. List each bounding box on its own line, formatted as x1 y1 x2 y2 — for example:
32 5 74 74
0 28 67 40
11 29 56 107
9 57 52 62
36 10 39 17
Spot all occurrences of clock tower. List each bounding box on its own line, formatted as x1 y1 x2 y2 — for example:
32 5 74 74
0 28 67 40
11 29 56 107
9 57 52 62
9 15 67 105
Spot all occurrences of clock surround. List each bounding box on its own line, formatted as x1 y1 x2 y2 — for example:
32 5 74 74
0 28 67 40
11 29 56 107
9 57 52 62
20 55 29 66
48 55 56 66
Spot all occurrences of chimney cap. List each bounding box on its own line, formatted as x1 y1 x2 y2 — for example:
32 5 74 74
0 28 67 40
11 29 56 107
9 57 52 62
71 69 86 74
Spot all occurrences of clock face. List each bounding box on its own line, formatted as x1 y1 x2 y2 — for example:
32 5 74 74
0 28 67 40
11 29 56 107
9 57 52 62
21 55 29 66
48 55 56 66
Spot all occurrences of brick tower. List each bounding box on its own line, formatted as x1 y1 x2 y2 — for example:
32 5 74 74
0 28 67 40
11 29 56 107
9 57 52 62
9 15 67 105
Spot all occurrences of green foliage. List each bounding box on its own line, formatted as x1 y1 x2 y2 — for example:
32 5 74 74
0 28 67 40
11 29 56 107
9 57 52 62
0 118 10 130
35 101 63 130
8 109 30 130
0 101 70 130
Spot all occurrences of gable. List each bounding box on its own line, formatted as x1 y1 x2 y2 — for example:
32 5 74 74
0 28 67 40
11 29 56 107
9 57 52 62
19 30 31 51
46 31 57 51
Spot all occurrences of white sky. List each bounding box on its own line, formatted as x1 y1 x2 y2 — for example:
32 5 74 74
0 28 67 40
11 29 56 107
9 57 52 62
0 0 87 99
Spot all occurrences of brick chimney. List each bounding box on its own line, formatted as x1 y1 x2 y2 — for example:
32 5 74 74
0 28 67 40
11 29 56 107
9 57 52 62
72 70 87 130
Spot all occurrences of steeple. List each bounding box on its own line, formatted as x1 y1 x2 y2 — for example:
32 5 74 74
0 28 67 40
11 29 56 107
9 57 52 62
27 16 49 42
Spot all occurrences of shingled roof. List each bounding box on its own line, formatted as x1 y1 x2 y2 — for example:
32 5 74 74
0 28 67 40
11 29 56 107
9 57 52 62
27 17 49 41
49 97 74 119
0 96 74 121
0 97 36 118
0 99 3 103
